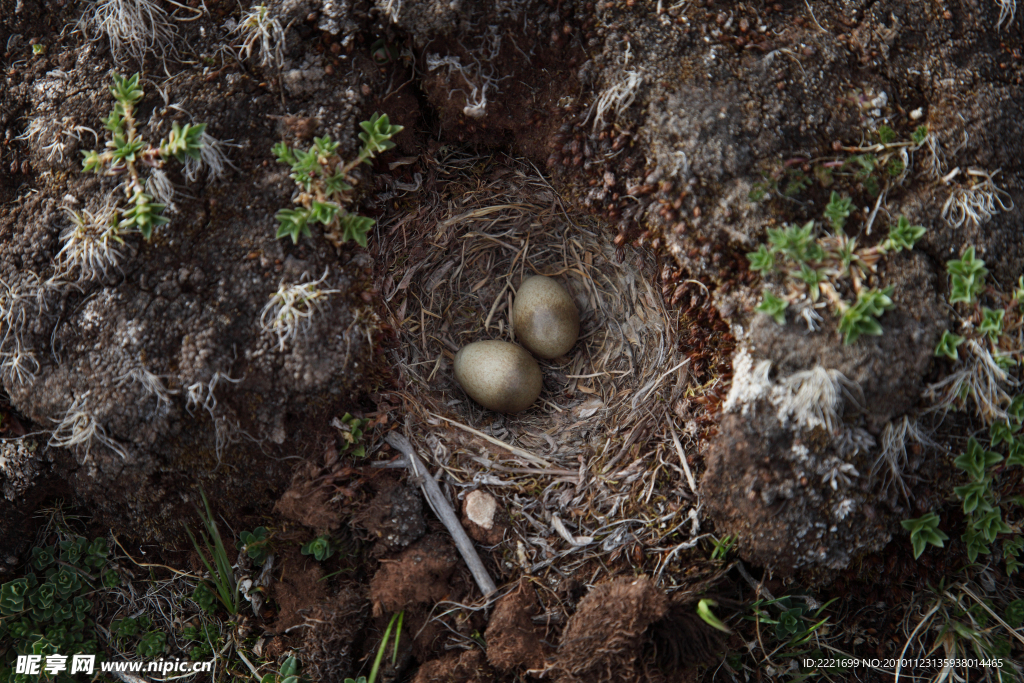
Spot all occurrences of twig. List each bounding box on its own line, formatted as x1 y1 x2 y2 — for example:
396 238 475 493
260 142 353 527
863 189 886 235
668 421 697 493
736 560 775 602
112 534 199 579
386 431 498 597
427 412 554 468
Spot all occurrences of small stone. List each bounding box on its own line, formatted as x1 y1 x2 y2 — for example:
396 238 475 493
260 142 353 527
465 490 497 530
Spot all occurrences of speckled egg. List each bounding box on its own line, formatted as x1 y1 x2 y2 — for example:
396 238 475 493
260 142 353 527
512 275 580 359
454 341 542 413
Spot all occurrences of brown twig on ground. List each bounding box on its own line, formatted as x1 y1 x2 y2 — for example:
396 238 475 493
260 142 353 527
385 431 498 598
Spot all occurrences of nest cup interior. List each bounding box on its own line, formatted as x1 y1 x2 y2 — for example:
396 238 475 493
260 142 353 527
374 154 702 582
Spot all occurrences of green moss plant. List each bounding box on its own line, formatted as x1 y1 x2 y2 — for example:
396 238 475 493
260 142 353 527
273 113 402 247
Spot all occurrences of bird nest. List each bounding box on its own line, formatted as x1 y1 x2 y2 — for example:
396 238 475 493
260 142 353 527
372 152 729 600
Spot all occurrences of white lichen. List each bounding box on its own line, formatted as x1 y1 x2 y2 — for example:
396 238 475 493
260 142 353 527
589 69 644 132
185 371 241 420
78 0 177 66
182 132 235 183
0 274 46 385
817 456 860 491
54 206 125 283
117 366 175 410
260 270 339 351
995 0 1017 30
426 31 504 120
872 416 934 501
232 4 285 70
48 393 127 461
925 339 1018 424
725 349 860 434
772 366 859 434
17 117 99 164
941 168 1014 229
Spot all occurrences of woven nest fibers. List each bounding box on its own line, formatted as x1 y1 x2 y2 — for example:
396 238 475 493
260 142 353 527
372 153 728 595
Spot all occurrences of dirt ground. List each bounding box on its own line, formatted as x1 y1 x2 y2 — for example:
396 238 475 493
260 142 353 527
1 0 1023 681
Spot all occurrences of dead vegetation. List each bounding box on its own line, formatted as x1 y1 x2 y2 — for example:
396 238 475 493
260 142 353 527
370 152 736 657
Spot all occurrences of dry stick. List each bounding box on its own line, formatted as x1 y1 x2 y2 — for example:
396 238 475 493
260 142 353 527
427 411 554 468
668 421 698 494
386 431 498 597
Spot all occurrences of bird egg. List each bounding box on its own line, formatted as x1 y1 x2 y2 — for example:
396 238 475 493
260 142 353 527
512 275 580 359
453 341 542 413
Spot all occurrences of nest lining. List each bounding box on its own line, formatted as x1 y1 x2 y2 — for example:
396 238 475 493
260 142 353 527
373 153 718 598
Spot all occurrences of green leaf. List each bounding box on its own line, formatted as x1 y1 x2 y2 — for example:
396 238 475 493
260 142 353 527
911 125 928 145
185 489 239 615
900 512 948 559
358 112 404 160
973 508 1012 543
159 121 206 162
323 171 353 196
239 527 270 565
136 630 166 658
30 547 56 571
275 208 311 244
110 134 145 163
102 569 120 588
877 125 896 144
756 290 788 325
340 213 374 247
832 236 858 274
81 149 106 173
280 656 300 678
121 190 169 241
1 577 34 615
823 191 853 232
29 582 57 619
837 287 894 344
978 307 1005 342
1009 395 1024 423
746 244 775 272
954 437 1003 481
696 598 731 633
272 141 296 166
947 247 988 304
776 607 805 639
1004 600 1024 628
290 148 323 190
793 262 826 302
934 330 965 361
309 200 341 225
883 216 926 252
1006 439 1024 467
102 108 124 134
311 135 341 158
301 535 334 561
767 221 823 264
989 420 1019 447
51 566 81 598
782 168 811 197
110 72 143 107
954 480 993 515
59 537 88 567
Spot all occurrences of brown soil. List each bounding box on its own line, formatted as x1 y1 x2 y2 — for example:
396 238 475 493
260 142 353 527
553 576 669 683
411 649 495 683
353 477 428 552
370 533 463 614
483 582 548 672
268 545 328 633
3 0 1024 680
